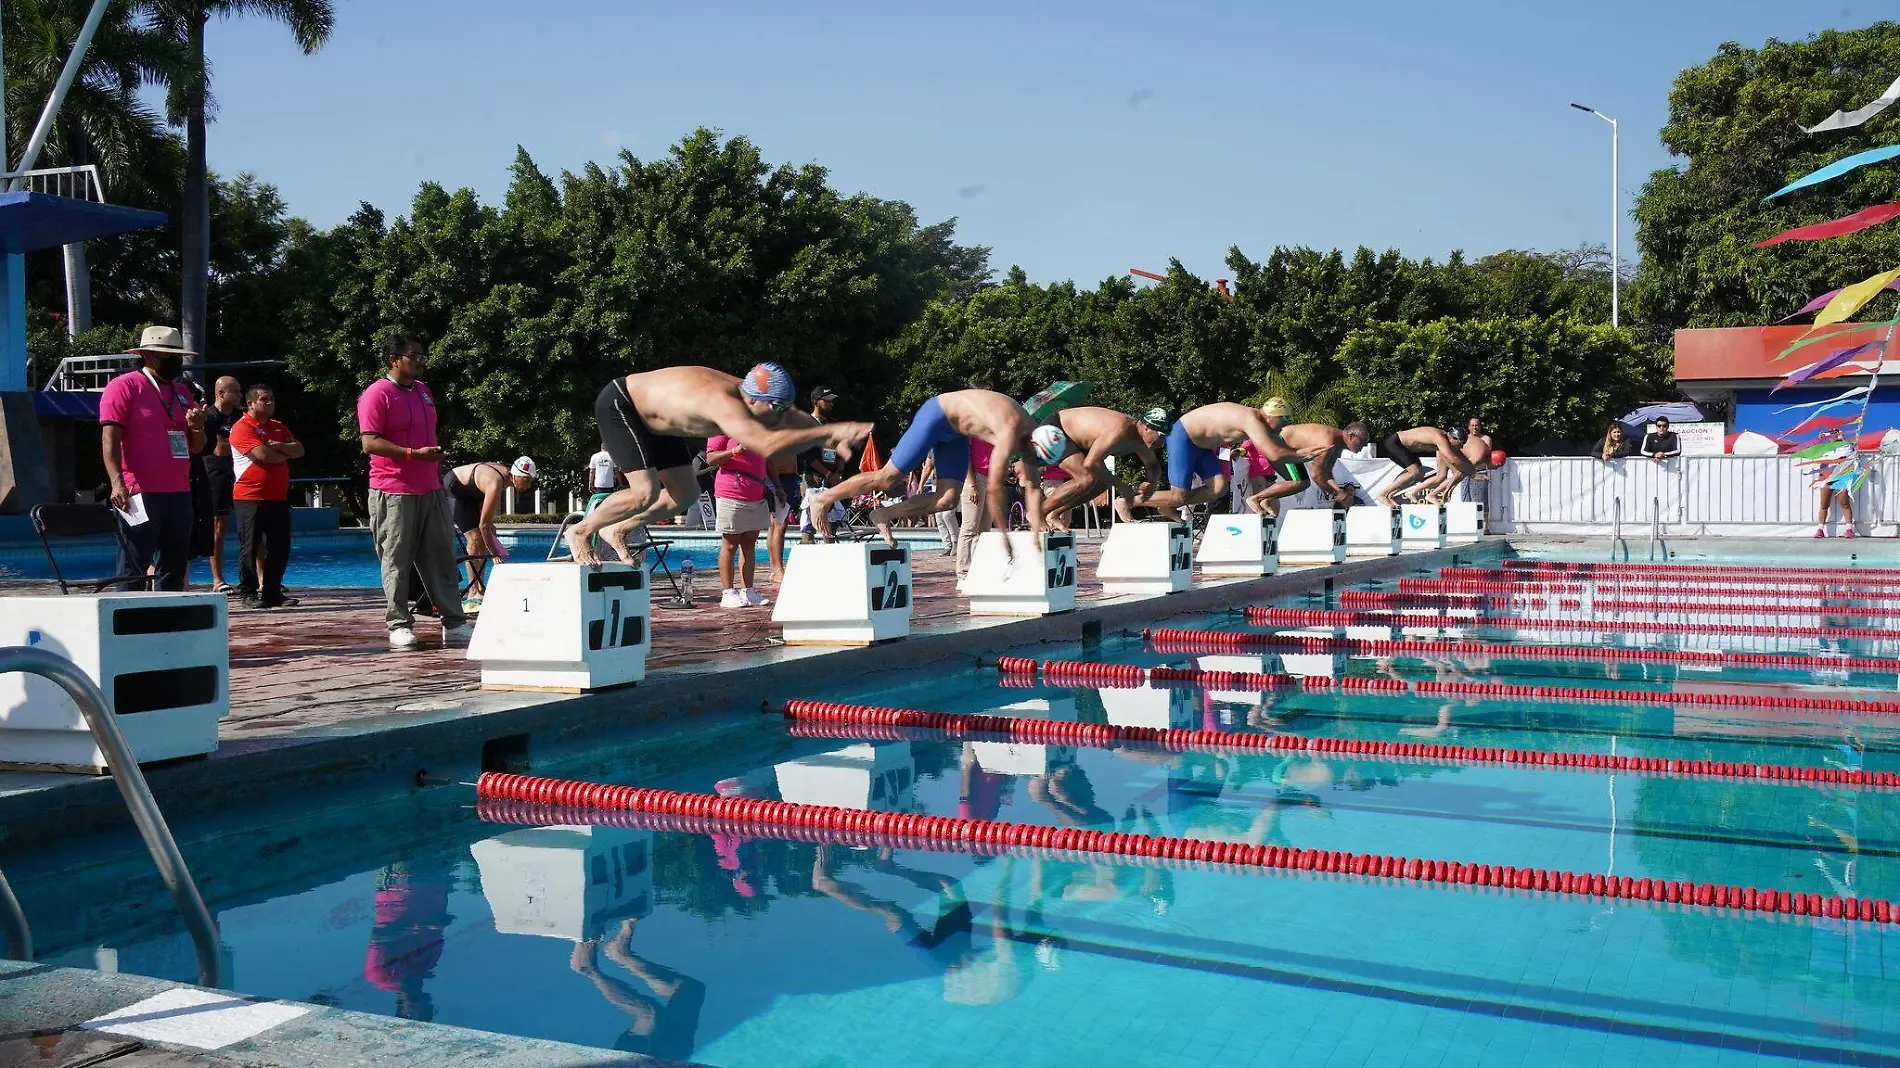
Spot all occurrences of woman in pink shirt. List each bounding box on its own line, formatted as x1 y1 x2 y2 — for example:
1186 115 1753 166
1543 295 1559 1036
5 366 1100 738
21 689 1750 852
705 433 770 608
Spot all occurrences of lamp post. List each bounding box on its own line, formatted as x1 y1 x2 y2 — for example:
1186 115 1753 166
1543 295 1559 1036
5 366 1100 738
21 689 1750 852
1570 102 1620 328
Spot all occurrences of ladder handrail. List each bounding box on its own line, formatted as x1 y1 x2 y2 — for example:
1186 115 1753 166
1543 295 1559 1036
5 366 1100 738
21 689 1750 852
0 646 221 988
1648 495 1667 562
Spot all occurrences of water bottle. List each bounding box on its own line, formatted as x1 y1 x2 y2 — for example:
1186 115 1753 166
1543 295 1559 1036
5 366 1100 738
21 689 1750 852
678 559 697 604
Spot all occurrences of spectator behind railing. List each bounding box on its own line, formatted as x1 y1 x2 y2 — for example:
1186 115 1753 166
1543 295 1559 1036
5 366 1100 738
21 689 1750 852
1597 424 1634 462
1640 417 1682 465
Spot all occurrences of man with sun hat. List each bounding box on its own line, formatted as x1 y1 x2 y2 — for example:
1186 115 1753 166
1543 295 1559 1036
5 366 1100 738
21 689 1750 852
566 362 870 565
100 325 208 591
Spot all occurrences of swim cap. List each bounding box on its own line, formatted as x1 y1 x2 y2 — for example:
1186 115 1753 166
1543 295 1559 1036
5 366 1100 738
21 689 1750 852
1448 426 1467 444
1262 397 1291 418
1140 407 1172 431
509 456 537 479
740 362 796 406
1031 425 1072 465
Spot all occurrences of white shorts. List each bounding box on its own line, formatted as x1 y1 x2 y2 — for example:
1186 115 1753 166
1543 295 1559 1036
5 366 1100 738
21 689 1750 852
716 497 769 535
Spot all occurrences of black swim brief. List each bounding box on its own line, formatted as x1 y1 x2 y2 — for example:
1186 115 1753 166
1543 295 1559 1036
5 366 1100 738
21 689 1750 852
1267 458 1310 486
596 379 694 474
1381 433 1421 470
443 469 486 534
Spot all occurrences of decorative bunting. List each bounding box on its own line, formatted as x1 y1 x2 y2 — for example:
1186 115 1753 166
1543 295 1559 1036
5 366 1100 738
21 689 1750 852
1791 438 1851 461
1774 386 1871 415
1756 202 1900 247
1771 320 1887 362
1775 342 1882 390
1805 74 1900 133
1767 145 1900 200
1816 269 1900 325
1782 412 1861 438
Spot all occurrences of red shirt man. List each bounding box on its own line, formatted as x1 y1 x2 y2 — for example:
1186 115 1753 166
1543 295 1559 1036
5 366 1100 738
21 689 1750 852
228 385 303 608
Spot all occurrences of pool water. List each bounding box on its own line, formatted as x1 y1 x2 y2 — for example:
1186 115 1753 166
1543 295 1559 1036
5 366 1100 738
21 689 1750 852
15 548 1900 1066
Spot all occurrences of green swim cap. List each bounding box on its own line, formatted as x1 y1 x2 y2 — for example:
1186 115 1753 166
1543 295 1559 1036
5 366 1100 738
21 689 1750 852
1141 407 1172 431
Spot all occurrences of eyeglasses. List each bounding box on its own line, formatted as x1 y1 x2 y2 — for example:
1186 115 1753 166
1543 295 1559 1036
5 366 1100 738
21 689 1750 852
767 401 790 414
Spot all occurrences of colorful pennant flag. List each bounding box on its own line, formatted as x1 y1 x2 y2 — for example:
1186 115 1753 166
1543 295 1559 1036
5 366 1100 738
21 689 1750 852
1771 321 1888 362
1805 74 1900 133
1782 412 1861 437
1775 386 1871 415
1773 342 1883 390
1767 145 1900 200
1791 438 1851 461
1816 269 1900 325
1756 202 1900 247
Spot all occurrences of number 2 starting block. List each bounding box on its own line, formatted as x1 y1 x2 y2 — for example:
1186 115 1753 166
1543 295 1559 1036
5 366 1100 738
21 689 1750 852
466 562 649 692
1278 508 1346 566
965 531 1078 615
1400 503 1446 552
1345 505 1401 557
1196 513 1279 577
1446 501 1486 544
772 542 911 645
1096 520 1192 597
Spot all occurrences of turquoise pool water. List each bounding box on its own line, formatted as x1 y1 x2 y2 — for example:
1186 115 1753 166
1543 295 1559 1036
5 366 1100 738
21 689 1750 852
14 548 1900 1066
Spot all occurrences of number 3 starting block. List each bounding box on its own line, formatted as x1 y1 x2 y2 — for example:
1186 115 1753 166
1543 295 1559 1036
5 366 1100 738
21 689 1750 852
1278 508 1346 566
773 542 912 645
1096 521 1192 597
1345 505 1401 557
467 562 650 691
1197 513 1279 577
965 531 1077 615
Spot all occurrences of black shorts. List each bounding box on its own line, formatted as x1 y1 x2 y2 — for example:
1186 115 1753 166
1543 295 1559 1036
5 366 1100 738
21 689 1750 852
596 379 694 474
1265 458 1310 488
1382 433 1421 470
204 457 234 517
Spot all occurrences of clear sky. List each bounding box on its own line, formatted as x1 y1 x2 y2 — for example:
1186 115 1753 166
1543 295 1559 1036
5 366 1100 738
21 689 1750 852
199 0 1869 286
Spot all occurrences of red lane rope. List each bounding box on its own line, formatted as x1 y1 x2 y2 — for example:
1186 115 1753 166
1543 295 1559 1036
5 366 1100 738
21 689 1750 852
776 699 1899 791
1245 605 1900 642
1405 577 1900 604
1500 560 1900 581
473 773 1900 924
1141 627 1900 674
1343 589 1900 620
1442 568 1900 595
1001 651 1900 716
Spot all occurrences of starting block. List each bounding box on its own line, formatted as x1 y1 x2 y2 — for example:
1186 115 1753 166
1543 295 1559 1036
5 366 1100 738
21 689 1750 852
776 742 916 810
965 531 1077 615
0 593 228 771
1447 501 1486 544
1098 683 1198 729
1197 513 1279 577
1278 508 1346 566
466 563 649 692
772 542 911 645
1400 503 1446 552
472 824 653 941
971 697 1077 776
1345 506 1402 557
1096 521 1192 597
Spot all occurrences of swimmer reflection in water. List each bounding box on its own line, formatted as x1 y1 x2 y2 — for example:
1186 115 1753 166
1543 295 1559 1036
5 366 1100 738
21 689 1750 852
568 917 707 1061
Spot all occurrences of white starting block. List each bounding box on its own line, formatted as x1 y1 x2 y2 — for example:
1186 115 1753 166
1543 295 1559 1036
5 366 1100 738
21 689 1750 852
1098 684 1198 730
1345 506 1402 557
1447 501 1486 544
1196 513 1279 577
772 542 911 645
1197 654 1270 708
0 593 227 771
965 531 1078 616
1096 521 1192 597
472 825 653 941
466 563 649 692
1400 503 1446 552
971 697 1077 776
776 742 916 810
1278 508 1346 566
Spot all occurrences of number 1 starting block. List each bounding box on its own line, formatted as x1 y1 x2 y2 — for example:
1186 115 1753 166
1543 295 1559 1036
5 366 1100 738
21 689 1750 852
467 562 649 691
1096 521 1192 597
1278 508 1346 566
1345 506 1401 557
1400 503 1446 552
773 542 911 645
1197 513 1278 577
965 531 1077 615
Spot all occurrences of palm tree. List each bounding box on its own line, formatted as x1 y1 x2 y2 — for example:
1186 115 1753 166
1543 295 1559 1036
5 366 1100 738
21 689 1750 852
144 0 331 368
3 0 185 334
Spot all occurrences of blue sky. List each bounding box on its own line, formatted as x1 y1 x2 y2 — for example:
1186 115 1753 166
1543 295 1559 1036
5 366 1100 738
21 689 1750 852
201 0 1868 286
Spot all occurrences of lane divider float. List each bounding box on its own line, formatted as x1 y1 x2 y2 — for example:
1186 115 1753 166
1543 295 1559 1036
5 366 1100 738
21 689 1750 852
1342 589 1900 620
1499 560 1900 581
1442 567 1900 594
1405 577 1900 604
1245 605 1900 642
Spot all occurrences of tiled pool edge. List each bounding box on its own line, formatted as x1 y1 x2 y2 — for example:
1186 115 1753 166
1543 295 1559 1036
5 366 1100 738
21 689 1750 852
0 960 704 1068
0 540 1507 849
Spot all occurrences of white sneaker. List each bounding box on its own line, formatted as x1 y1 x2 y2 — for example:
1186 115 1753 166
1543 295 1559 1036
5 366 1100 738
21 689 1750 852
389 626 419 651
442 622 475 647
745 587 769 607
720 588 746 609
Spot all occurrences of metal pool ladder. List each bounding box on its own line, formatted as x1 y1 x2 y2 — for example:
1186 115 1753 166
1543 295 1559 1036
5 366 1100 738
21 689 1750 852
0 646 222 988
1647 496 1669 562
1610 497 1629 561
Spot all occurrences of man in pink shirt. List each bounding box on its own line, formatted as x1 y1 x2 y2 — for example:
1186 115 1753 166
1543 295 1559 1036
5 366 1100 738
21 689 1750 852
100 326 207 591
356 335 470 651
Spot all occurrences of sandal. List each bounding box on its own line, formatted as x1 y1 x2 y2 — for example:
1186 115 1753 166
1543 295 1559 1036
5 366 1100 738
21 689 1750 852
213 582 237 595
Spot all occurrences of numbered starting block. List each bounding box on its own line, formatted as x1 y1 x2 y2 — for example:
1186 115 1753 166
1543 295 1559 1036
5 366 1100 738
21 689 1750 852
1096 521 1192 597
1278 508 1346 566
1345 506 1402 557
466 563 649 692
0 593 228 772
1400 503 1446 552
1098 684 1198 730
773 543 911 645
965 531 1078 616
1446 501 1486 544
472 825 653 941
1197 513 1279 577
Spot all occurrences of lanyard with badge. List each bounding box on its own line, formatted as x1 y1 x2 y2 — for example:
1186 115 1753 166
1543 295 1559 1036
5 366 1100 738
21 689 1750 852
143 369 191 459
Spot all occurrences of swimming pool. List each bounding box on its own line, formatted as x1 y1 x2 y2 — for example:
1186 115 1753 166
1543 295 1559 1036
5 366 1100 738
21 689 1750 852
14 545 1900 1066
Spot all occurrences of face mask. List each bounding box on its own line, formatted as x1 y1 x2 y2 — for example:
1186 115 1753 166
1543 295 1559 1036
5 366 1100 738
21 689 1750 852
153 355 184 381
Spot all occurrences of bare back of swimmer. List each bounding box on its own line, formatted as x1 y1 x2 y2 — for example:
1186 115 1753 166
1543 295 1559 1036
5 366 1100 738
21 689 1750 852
1135 402 1325 516
566 364 871 565
1260 422 1367 509
1040 407 1165 521
1374 425 1475 507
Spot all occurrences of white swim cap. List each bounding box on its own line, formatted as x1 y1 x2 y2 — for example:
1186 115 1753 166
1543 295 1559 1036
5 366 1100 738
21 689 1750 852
509 456 537 479
1031 425 1072 465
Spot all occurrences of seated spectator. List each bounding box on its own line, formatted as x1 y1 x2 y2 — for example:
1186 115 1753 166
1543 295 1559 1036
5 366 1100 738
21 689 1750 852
1598 424 1634 461
1640 417 1681 464
229 384 304 608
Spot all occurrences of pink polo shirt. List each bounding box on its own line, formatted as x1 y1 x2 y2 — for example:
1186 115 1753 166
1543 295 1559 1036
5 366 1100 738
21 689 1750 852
98 369 195 495
356 377 441 494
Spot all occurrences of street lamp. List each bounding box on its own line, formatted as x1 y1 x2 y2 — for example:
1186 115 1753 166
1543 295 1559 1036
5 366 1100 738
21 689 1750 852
1570 102 1620 328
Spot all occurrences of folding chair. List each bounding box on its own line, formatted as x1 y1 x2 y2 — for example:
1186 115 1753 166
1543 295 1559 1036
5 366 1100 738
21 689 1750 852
546 512 685 603
31 503 154 594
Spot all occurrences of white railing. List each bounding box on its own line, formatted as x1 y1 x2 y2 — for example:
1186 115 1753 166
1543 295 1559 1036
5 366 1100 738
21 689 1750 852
3 164 103 201
41 352 136 392
1486 455 1900 537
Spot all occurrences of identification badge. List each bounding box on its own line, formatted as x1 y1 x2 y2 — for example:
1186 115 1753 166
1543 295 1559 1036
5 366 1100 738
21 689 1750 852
169 430 189 459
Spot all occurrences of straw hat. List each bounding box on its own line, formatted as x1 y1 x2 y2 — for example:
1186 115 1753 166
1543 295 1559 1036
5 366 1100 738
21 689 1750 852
127 325 195 356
